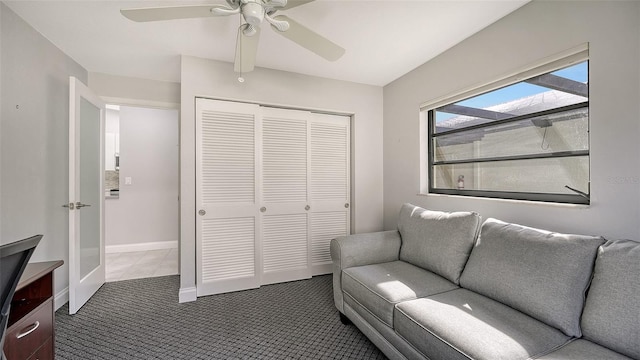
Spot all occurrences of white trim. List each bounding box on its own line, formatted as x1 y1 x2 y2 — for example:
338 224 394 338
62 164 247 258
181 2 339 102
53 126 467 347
179 286 197 303
99 96 179 110
421 43 589 111
417 192 590 209
106 241 178 254
310 263 332 276
419 110 429 194
195 95 353 118
55 287 69 311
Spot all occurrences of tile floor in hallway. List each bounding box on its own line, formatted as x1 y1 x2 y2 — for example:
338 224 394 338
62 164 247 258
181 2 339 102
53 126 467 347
106 248 178 282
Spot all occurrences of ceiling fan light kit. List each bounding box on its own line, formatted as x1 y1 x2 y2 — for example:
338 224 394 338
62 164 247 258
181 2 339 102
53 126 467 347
242 24 258 37
121 0 345 75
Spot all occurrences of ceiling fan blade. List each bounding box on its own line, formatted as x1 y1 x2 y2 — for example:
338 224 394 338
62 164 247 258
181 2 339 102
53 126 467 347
234 25 261 73
272 15 345 61
280 0 315 10
121 5 232 22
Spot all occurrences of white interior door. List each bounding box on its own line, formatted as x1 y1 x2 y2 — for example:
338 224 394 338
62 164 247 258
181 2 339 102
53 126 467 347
308 113 351 275
68 76 106 314
261 107 312 285
196 99 261 296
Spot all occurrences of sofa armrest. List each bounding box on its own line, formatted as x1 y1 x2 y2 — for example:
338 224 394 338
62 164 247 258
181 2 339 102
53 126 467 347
331 230 401 269
330 230 401 312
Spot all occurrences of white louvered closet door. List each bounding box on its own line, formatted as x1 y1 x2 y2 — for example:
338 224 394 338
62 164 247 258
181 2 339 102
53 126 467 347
196 99 261 296
309 113 351 275
260 107 312 285
196 99 351 297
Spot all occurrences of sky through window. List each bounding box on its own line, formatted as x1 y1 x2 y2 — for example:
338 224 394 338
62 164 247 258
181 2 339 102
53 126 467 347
435 61 588 123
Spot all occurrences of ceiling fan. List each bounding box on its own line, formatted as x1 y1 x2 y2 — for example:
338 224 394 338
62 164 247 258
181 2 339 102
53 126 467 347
121 0 345 74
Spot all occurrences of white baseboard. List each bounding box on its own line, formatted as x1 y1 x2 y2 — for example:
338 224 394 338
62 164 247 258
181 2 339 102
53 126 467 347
106 240 178 254
179 286 197 303
55 287 69 311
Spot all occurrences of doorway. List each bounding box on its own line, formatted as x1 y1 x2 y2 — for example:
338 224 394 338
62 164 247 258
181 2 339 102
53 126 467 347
103 105 179 282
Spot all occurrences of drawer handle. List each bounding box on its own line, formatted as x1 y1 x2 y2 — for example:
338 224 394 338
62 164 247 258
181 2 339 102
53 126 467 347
16 321 39 339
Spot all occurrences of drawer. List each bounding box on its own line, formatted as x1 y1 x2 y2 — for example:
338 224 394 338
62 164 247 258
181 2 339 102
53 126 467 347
4 299 53 360
27 337 53 360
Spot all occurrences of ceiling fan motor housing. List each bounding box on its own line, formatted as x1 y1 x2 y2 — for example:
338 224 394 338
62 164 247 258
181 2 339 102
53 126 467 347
242 2 265 26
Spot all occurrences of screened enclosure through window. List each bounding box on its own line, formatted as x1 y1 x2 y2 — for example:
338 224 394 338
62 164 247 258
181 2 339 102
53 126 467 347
426 60 589 204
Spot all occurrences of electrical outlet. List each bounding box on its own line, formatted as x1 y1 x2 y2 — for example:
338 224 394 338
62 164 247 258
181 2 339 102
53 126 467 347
125 177 132 185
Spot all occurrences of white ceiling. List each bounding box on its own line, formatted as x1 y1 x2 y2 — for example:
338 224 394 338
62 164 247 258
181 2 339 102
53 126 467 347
4 0 529 86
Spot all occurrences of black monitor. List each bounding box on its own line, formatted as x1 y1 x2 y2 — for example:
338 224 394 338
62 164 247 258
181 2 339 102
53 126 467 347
0 235 41 360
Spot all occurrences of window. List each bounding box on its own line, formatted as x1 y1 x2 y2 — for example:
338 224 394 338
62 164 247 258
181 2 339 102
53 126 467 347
426 60 589 204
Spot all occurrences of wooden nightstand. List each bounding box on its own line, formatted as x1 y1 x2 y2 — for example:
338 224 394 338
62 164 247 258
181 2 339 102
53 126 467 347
3 261 63 360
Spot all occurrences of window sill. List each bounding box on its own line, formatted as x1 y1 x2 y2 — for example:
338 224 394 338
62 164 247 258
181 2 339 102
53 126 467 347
417 192 590 209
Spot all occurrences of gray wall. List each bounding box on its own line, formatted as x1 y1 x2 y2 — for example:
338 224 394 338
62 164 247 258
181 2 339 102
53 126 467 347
383 1 640 239
105 106 179 248
1 4 3 237
1 3 88 305
89 72 180 108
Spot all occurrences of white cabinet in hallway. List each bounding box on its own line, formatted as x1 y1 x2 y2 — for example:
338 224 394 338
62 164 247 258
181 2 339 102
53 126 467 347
195 99 350 297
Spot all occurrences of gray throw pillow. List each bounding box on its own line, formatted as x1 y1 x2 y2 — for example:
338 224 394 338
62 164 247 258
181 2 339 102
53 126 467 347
459 218 605 337
397 203 481 284
581 239 640 359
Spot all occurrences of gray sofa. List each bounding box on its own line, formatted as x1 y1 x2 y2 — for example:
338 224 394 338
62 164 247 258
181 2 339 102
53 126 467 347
330 203 640 360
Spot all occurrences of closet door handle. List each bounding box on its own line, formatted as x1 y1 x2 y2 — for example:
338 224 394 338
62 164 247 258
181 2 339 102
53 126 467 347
260 207 267 213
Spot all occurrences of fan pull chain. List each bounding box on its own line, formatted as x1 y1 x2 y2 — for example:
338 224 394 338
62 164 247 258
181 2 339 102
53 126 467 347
238 16 245 83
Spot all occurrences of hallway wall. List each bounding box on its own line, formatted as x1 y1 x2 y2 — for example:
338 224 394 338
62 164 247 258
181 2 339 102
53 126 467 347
105 106 179 251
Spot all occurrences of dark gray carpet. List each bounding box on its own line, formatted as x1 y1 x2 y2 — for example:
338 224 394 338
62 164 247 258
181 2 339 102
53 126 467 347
55 275 387 359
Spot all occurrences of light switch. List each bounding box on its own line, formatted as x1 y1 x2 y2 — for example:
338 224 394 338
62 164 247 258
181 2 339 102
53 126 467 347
125 177 132 185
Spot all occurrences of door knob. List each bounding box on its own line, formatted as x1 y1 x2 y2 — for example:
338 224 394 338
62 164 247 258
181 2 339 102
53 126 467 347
75 202 91 209
62 203 75 210
260 207 267 213
198 209 206 216
305 205 310 211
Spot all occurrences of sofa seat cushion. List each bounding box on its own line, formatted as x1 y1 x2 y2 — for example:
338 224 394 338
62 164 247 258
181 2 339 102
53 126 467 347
580 239 640 359
394 289 571 360
397 204 481 284
460 218 605 337
536 339 633 360
342 260 458 327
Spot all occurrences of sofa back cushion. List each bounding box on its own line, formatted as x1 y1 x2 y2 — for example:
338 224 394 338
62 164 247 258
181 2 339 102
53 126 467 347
397 204 481 284
459 218 604 337
581 239 640 359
